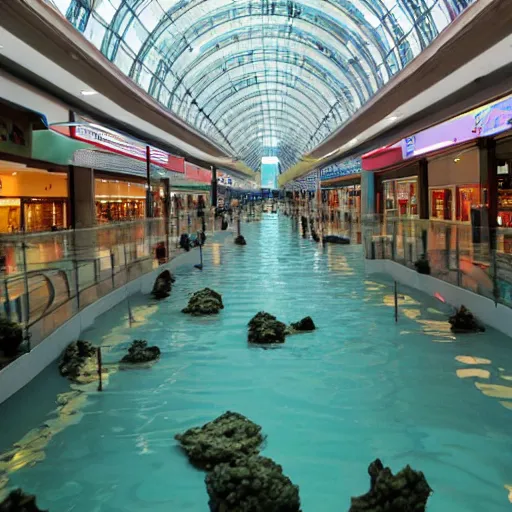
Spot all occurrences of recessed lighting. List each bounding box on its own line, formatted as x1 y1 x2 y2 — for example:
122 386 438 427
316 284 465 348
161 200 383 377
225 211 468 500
80 90 98 96
349 138 358 146
454 157 461 163
12 172 17 176
386 115 399 122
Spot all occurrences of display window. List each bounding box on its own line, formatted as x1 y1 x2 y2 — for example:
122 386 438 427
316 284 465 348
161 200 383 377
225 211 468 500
430 188 454 221
383 177 419 219
95 178 146 223
457 186 480 222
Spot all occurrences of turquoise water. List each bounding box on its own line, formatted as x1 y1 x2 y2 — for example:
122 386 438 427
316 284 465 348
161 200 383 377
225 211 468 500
1 214 512 511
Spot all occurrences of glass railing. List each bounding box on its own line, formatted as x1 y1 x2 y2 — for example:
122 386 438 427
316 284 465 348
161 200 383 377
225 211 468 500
0 210 222 366
363 216 512 309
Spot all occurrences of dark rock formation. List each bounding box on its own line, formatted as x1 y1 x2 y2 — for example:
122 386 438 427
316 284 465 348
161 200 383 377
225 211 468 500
206 455 301 512
182 288 224 316
0 489 46 512
449 305 485 333
175 411 264 470
121 340 160 364
179 233 191 251
287 316 316 334
322 235 350 245
349 459 432 512
414 256 431 275
248 312 287 344
234 235 247 246
152 270 175 300
0 317 23 358
59 340 97 383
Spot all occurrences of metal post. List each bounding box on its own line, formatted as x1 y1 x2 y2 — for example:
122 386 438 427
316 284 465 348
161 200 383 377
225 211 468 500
455 225 461 287
110 250 115 288
21 242 30 327
4 278 11 320
74 257 80 310
97 347 103 392
211 165 218 208
145 145 152 218
394 281 398 323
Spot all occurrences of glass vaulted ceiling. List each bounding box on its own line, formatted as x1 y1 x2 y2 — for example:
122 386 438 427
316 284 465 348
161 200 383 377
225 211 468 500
47 0 475 171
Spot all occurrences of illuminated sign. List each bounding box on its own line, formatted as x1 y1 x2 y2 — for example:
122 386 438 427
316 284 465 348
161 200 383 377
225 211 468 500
0 198 21 207
320 158 361 181
71 125 185 173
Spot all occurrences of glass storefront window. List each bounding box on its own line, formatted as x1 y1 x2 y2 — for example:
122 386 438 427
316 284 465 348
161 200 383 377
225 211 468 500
430 188 454 221
383 178 419 219
457 186 479 222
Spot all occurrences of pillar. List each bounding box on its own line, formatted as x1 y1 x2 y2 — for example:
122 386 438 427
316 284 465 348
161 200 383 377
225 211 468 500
70 167 95 229
479 138 498 249
211 165 218 207
418 158 429 220
360 170 375 218
145 145 153 218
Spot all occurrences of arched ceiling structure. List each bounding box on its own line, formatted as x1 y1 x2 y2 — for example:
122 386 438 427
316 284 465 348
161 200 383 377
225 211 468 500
47 0 475 172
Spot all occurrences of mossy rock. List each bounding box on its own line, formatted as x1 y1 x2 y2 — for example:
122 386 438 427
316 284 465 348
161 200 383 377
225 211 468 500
121 340 160 364
206 455 301 512
0 489 47 511
182 288 224 316
58 340 98 384
248 312 287 344
349 459 432 512
152 270 175 300
0 317 23 358
449 305 485 333
286 317 316 334
175 411 264 470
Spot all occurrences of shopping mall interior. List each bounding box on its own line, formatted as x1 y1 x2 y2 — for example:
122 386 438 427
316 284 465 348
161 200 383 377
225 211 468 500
0 1 512 511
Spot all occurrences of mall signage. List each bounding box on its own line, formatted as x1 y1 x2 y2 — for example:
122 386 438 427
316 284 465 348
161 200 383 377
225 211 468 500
320 158 361 181
72 125 185 173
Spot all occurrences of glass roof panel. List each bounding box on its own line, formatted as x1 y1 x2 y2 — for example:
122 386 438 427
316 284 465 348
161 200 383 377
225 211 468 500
46 0 476 171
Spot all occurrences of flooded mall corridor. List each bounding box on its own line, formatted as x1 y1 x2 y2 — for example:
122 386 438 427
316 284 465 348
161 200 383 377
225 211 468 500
0 214 511 512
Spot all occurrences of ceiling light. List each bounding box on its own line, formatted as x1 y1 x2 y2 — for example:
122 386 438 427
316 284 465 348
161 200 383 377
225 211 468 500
386 115 399 122
349 138 358 146
12 172 17 176
454 157 461 163
80 90 98 96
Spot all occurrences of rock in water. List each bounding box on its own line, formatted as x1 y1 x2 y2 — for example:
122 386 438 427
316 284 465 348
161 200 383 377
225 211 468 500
248 312 287 344
287 316 316 333
311 229 320 243
182 288 224 316
206 455 301 512
0 489 47 511
175 411 264 470
152 270 175 300
0 317 23 358
449 305 485 333
59 340 97 383
349 459 432 512
322 235 350 245
234 235 247 246
121 340 160 364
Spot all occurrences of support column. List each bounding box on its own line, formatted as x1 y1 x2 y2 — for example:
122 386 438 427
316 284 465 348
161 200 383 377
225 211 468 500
71 167 95 229
211 165 218 208
146 145 153 218
418 158 429 220
480 138 498 250
361 170 375 218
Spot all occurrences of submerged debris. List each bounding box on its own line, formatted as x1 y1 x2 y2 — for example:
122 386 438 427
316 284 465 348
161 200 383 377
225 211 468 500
234 235 247 246
0 489 46 512
286 316 316 334
152 270 175 300
322 235 350 245
206 455 301 512
58 340 99 384
449 305 485 333
182 288 224 316
121 340 160 364
175 411 264 470
248 312 287 344
349 459 432 512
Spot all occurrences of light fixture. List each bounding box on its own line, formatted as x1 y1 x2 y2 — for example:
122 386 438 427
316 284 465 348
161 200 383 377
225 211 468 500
80 90 98 96
11 172 17 176
454 157 461 163
349 138 359 146
386 115 399 122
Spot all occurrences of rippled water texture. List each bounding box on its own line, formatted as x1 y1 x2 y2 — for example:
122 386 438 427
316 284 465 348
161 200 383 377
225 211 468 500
1 215 512 511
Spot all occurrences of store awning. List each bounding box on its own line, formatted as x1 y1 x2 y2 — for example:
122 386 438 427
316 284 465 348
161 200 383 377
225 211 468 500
362 146 403 172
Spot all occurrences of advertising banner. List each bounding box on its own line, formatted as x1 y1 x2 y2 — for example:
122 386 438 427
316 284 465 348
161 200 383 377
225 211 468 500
185 162 212 183
320 158 361 181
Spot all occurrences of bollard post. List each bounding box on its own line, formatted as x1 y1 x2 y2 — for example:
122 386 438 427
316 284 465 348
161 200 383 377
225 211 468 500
394 281 398 323
110 251 115 288
97 347 103 391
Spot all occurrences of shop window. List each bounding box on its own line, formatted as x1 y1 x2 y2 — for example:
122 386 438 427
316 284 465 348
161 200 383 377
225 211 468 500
457 186 479 222
24 200 67 232
431 188 453 221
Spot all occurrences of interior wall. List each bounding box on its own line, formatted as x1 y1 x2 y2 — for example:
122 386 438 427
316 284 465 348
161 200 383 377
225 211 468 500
0 168 68 197
428 147 480 187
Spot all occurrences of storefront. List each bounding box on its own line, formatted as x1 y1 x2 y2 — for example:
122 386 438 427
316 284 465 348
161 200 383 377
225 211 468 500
382 176 419 219
0 165 68 232
94 176 146 223
427 146 481 223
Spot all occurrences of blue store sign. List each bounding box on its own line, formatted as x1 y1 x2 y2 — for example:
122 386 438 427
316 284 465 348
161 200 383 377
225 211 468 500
320 158 361 181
